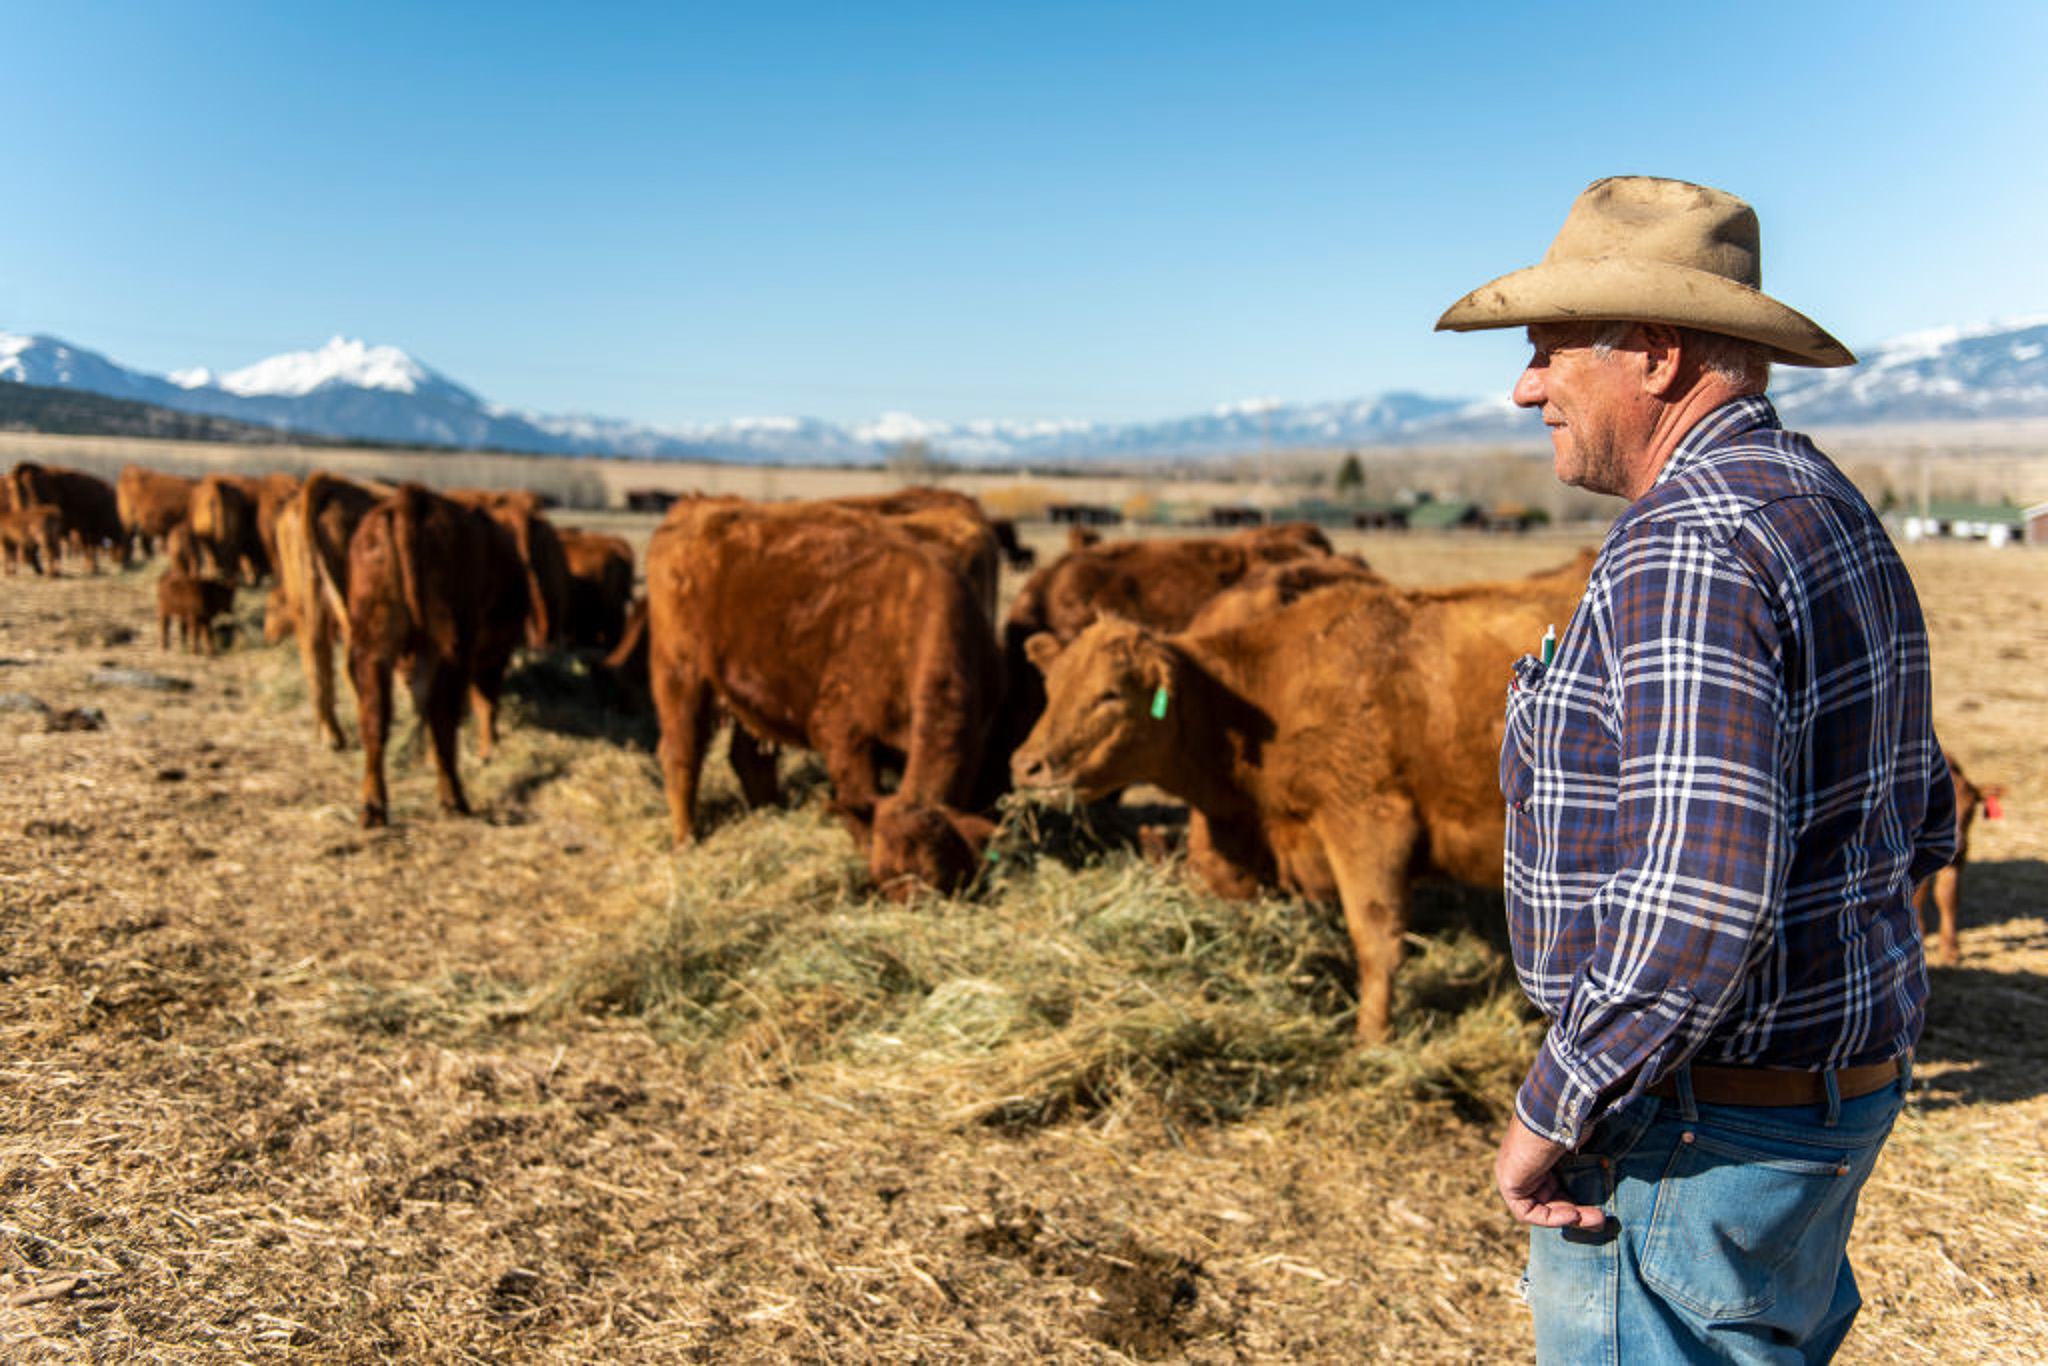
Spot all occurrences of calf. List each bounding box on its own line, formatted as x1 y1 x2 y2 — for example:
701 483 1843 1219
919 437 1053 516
1 504 63 575
1915 754 2003 966
157 571 238 655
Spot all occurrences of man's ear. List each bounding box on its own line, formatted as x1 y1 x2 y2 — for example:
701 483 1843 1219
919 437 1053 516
1024 631 1063 675
1640 323 1685 397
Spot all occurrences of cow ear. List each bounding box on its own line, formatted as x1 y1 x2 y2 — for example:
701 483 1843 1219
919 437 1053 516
1024 631 1063 674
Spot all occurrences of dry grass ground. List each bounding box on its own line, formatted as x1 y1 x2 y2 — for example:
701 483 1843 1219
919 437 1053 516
0 521 2042 1363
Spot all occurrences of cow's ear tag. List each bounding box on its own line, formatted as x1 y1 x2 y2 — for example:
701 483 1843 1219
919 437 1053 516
1151 686 1170 720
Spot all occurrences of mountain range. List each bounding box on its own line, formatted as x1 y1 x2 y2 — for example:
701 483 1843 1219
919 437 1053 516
6 319 2047 466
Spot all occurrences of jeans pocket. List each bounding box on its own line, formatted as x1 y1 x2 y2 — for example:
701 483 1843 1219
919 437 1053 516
1638 1126 1865 1321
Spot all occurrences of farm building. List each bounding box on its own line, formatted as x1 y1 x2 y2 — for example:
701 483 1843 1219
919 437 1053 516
2028 501 2048 547
1046 501 1122 527
1404 498 1481 532
1901 500 2027 547
1206 503 1265 527
1351 502 1411 530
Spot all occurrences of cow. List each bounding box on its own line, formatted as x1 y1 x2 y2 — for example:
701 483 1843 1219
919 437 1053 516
448 489 571 650
556 527 636 653
990 517 1035 571
344 483 532 828
10 463 126 572
277 472 389 748
1183 553 1384 634
156 571 238 655
189 473 281 583
644 496 1000 890
830 487 1002 625
116 465 197 560
1915 753 2003 967
992 522 1338 801
1011 554 1594 1041
0 504 64 575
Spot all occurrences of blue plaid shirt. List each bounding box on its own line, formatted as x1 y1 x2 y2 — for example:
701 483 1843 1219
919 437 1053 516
1501 395 1955 1149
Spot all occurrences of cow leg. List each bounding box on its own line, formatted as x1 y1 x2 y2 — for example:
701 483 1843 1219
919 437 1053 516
419 665 471 816
727 726 782 809
650 664 717 845
1315 799 1420 1043
200 619 216 657
468 683 498 763
1925 865 1963 967
302 619 348 750
817 730 885 846
352 646 395 828
159 610 171 651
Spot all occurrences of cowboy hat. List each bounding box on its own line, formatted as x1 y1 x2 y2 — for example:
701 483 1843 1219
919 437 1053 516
1434 176 1855 368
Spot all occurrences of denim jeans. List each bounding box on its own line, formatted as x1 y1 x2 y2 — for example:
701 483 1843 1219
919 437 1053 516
1522 1064 1908 1364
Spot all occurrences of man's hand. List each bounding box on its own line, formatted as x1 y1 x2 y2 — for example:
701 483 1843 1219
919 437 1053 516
1495 1113 1606 1229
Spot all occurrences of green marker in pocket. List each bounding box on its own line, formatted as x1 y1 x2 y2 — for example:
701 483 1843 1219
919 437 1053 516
1540 624 1557 667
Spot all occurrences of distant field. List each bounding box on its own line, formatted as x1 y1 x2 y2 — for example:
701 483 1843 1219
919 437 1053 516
7 422 2048 522
0 525 2042 1361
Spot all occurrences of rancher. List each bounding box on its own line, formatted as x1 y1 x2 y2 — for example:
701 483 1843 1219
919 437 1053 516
1436 176 1957 1362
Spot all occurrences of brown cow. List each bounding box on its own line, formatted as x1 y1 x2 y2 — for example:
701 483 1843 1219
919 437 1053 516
990 517 1035 571
448 489 571 650
116 464 197 560
156 571 238 655
644 496 1000 890
1011 554 1593 1041
992 522 1337 799
10 463 126 572
829 487 1002 625
278 472 389 748
556 527 635 653
345 483 531 827
0 504 64 575
1915 754 2003 967
189 473 274 583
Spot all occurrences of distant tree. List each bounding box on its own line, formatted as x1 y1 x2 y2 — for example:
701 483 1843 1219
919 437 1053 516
886 438 940 484
1335 451 1365 500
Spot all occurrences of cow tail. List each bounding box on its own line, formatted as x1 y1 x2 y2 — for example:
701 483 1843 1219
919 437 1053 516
395 485 429 633
303 475 353 649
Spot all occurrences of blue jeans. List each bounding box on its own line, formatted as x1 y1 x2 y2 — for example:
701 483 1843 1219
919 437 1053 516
1523 1065 1908 1364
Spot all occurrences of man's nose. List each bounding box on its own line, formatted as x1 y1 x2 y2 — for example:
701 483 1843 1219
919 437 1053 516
1512 365 1545 409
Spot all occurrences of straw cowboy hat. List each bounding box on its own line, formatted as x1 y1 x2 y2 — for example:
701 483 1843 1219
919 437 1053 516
1435 176 1855 368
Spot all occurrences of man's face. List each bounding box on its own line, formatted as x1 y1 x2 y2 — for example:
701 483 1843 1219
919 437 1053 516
1512 323 1647 496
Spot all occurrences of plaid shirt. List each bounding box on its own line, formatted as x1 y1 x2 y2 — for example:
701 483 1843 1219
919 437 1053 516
1502 395 1955 1149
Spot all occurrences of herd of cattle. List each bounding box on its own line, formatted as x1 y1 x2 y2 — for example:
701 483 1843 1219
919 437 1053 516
2 458 1996 1040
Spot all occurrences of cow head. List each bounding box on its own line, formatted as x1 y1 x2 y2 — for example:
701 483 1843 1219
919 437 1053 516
263 585 296 644
1010 618 1179 800
869 795 997 899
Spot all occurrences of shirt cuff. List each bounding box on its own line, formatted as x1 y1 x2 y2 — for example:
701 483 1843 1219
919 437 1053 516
1515 1029 1603 1150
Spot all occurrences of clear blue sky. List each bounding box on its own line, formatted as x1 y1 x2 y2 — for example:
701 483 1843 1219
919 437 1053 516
6 1 2046 429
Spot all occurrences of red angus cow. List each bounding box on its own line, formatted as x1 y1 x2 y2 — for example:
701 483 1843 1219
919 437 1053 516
644 496 1000 890
345 483 531 827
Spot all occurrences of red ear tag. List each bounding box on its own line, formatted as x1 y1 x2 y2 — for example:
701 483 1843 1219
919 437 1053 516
1984 792 2003 820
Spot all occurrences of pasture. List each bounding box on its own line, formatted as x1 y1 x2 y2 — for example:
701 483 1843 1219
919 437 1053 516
1 518 2043 1362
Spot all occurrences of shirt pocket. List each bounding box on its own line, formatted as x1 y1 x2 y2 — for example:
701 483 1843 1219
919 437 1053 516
1500 652 1544 809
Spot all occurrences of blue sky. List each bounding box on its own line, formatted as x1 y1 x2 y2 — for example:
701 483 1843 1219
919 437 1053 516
6 2 2046 428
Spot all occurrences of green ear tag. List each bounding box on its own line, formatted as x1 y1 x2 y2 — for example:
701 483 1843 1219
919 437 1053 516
1151 686 1170 720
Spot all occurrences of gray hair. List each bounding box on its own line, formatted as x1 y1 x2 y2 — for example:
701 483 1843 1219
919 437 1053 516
1589 322 1771 392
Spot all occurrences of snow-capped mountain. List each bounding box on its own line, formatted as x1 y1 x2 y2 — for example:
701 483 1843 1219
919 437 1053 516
5 319 2047 466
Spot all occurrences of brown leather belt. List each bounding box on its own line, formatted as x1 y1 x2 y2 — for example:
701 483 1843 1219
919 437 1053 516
1648 1056 1904 1108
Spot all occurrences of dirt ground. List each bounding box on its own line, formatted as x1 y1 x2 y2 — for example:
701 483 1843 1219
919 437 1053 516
1 519 2043 1363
